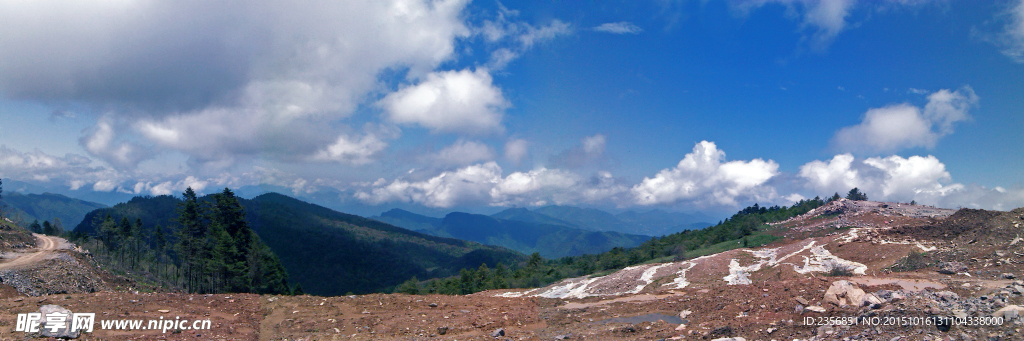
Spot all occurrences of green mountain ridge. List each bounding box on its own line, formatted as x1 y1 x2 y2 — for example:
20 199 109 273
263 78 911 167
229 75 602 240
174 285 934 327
74 192 525 296
436 212 650 258
3 192 107 228
536 205 712 236
490 207 577 228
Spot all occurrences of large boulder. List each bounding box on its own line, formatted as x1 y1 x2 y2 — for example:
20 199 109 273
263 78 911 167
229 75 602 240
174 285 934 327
993 305 1024 320
38 305 80 339
823 280 882 307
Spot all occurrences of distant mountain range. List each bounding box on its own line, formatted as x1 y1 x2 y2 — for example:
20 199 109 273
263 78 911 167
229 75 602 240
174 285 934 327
378 205 710 236
372 206 707 258
74 193 524 295
1 192 107 228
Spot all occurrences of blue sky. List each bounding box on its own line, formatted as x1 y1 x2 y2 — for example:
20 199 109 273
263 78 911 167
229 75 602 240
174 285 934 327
1 0 1022 216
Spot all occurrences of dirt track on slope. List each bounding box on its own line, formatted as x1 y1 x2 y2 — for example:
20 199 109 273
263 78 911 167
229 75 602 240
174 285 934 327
0 234 60 270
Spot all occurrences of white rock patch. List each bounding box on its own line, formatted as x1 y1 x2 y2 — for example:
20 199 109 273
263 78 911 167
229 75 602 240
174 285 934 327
789 245 867 275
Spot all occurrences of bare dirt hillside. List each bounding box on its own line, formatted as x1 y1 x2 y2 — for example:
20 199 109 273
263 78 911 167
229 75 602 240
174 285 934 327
2 200 1024 340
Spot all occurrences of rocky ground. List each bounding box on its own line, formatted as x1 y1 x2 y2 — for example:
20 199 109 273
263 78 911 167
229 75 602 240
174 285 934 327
2 200 1024 340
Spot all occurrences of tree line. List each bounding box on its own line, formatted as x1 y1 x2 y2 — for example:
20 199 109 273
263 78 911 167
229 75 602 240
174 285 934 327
394 196 833 295
73 187 294 295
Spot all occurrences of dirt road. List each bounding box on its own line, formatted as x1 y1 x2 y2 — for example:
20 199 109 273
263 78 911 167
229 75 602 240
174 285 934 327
0 234 59 270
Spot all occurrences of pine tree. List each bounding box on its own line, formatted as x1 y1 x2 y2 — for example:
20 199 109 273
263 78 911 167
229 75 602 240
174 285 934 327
154 224 166 279
830 192 841 202
29 220 41 234
206 221 239 293
175 187 205 292
42 221 54 235
98 215 117 249
52 218 64 236
846 188 868 201
211 188 251 291
131 218 144 270
397 277 420 295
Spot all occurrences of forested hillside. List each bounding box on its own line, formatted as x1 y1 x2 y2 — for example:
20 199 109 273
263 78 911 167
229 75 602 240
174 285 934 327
72 188 292 295
243 193 525 295
2 192 106 229
74 191 525 296
398 197 828 295
434 212 650 258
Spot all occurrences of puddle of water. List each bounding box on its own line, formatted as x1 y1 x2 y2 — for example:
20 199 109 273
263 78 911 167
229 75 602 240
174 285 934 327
851 277 945 292
595 313 683 325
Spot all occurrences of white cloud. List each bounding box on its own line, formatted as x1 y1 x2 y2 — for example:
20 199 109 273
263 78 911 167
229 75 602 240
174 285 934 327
593 22 643 34
583 134 607 155
80 118 152 169
355 162 502 208
490 168 582 205
504 138 529 164
731 0 857 51
429 140 495 166
832 86 977 153
549 134 608 169
381 68 509 133
354 162 627 208
0 145 121 188
519 20 572 48
631 141 780 207
130 176 208 196
311 133 390 165
478 11 572 69
797 153 1024 210
0 0 474 167
863 155 957 199
992 0 1024 63
92 180 118 192
801 0 857 50
798 154 860 193
730 0 940 51
799 153 960 200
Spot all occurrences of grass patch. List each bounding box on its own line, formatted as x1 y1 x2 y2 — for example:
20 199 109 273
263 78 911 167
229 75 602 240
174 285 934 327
682 232 780 259
826 265 855 277
885 251 930 272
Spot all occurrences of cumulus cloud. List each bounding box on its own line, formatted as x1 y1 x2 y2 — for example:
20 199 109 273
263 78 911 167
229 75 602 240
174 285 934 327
355 162 503 207
80 118 153 169
0 0 484 167
311 133 391 165
631 141 780 207
798 153 1024 210
0 145 122 187
128 176 210 196
354 162 627 208
504 138 529 164
593 22 643 34
427 140 496 166
381 68 509 133
832 86 977 153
